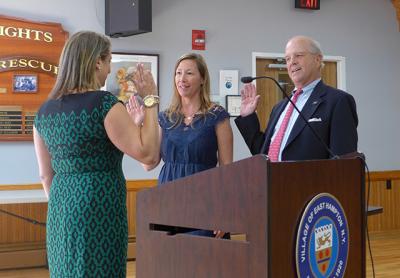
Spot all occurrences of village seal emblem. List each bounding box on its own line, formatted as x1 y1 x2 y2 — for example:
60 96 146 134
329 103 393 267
295 193 349 278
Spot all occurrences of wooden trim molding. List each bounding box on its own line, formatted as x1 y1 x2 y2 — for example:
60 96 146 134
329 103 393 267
0 248 47 270
367 170 400 182
0 179 158 191
126 179 157 191
1 171 400 191
0 184 43 190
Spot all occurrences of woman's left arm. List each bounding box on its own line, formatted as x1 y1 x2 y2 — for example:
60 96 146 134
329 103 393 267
33 127 54 199
216 118 233 166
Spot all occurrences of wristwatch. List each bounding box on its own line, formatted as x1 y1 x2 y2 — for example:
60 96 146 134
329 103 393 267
143 95 160 108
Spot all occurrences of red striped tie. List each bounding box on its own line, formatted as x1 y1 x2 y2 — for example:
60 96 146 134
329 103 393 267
267 88 303 162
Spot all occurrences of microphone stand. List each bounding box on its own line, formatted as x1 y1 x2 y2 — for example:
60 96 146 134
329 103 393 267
248 76 338 159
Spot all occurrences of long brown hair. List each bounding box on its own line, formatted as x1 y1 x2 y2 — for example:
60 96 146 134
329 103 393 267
165 53 213 127
48 31 111 99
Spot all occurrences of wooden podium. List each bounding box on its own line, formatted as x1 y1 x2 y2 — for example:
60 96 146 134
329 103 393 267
136 155 365 277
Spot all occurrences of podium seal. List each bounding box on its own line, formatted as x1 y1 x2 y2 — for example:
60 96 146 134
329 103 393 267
295 193 349 278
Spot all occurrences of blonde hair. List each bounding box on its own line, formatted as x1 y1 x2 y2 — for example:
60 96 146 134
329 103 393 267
165 53 213 127
48 31 111 99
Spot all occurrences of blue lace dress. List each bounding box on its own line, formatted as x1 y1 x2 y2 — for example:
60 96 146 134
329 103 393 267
158 105 230 237
158 105 229 185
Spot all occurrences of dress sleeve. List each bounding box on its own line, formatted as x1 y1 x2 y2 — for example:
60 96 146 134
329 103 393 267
34 102 48 136
211 105 230 124
101 91 121 120
34 106 42 129
158 111 167 129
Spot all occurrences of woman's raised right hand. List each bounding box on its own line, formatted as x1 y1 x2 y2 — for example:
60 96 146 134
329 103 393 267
132 63 157 97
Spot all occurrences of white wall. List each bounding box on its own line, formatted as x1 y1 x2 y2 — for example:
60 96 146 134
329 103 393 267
1 0 399 184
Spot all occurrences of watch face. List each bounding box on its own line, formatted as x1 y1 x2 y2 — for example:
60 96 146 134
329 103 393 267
143 95 159 107
144 97 154 106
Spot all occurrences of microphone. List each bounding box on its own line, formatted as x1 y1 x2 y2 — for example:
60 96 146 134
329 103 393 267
240 76 338 159
240 76 255 83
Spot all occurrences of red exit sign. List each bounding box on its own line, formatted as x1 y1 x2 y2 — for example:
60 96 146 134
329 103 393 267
295 0 320 10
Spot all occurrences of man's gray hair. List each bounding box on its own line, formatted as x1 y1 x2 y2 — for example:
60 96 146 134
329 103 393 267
308 38 323 56
304 37 324 69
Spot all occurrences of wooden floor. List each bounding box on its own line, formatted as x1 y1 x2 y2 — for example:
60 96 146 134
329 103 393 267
366 230 400 278
0 230 399 277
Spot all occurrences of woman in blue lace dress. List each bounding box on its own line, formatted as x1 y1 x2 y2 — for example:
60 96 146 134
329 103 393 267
142 53 233 238
33 31 159 277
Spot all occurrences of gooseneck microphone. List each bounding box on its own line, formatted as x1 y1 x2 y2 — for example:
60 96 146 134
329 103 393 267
240 76 338 159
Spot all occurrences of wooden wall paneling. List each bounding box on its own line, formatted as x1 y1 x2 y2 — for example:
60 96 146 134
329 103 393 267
368 170 400 181
0 203 47 270
126 179 156 259
0 180 157 269
0 203 47 243
367 177 400 232
367 180 385 232
0 248 47 270
127 191 137 259
127 191 137 238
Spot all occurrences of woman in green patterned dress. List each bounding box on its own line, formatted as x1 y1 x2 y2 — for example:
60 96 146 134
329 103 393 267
33 31 159 277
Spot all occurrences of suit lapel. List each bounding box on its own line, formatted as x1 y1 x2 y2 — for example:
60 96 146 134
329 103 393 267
284 81 326 149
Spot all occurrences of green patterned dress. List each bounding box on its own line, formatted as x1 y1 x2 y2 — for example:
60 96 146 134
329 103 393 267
34 91 127 277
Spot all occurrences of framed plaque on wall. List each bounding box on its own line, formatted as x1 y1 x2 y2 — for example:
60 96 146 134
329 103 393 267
105 52 159 104
226 95 241 117
13 74 38 93
0 15 68 141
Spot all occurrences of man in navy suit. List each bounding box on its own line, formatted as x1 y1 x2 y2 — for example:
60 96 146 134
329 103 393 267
235 36 358 161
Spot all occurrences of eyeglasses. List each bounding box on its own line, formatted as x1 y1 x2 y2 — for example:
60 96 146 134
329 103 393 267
285 52 317 64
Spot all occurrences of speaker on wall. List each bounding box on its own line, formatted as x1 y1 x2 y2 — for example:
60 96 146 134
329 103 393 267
105 0 152 38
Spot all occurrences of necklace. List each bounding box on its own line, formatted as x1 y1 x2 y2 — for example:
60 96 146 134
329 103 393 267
183 109 200 121
184 114 196 121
